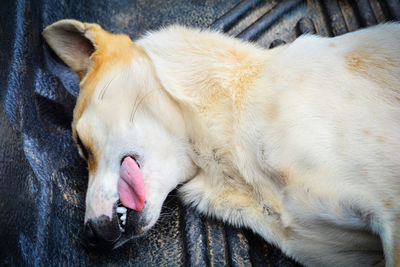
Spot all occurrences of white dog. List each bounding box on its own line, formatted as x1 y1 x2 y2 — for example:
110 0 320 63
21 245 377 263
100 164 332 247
43 19 400 266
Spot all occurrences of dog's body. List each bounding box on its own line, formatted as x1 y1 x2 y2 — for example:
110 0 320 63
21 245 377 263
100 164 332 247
43 20 400 266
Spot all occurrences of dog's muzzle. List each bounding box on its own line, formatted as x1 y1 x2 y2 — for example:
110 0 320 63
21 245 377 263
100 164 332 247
83 201 150 250
83 156 149 249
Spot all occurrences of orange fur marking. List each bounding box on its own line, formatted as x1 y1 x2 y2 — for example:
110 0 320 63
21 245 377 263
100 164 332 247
377 136 385 143
86 138 98 173
345 48 398 70
328 42 336 48
363 129 371 135
345 48 400 92
73 121 101 173
198 48 263 112
74 24 136 121
72 24 148 126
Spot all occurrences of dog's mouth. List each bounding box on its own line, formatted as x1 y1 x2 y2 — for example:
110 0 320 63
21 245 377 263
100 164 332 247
118 156 145 212
108 199 152 249
84 156 152 250
111 155 149 248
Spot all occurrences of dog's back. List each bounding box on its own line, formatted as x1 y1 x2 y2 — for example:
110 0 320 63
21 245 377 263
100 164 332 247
253 24 400 266
246 24 400 266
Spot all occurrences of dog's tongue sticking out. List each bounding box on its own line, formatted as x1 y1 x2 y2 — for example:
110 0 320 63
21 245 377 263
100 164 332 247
118 157 145 211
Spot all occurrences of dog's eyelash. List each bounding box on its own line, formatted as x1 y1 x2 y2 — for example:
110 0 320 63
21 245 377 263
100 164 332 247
76 135 89 160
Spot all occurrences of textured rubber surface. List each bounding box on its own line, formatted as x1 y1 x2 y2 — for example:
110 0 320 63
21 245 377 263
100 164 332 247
0 0 399 265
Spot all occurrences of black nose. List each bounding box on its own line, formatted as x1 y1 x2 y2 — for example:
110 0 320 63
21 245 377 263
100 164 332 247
83 216 121 250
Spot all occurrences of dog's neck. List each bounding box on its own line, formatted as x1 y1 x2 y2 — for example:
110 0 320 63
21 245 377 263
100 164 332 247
138 27 285 234
139 27 281 178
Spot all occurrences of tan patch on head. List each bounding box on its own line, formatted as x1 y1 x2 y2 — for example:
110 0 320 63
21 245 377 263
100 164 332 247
73 26 136 120
72 24 148 127
70 24 149 173
328 42 336 48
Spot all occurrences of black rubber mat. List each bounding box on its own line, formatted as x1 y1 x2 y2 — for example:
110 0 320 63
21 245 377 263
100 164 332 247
1 0 399 265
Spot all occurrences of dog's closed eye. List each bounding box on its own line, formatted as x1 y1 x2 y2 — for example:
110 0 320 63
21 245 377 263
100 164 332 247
76 134 90 160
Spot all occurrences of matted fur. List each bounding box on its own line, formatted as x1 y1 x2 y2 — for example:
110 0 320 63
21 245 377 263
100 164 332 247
43 20 400 266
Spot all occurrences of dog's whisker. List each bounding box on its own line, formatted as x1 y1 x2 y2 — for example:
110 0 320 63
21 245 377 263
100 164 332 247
130 89 158 123
98 75 117 100
130 92 142 122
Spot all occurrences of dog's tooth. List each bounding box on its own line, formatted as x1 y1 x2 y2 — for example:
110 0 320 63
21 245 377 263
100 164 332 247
116 207 127 214
120 214 126 221
122 220 126 225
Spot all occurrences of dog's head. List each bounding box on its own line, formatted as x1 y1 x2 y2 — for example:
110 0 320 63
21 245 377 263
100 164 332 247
43 20 196 249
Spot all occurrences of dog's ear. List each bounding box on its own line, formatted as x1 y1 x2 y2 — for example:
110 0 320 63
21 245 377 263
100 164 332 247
42 19 98 79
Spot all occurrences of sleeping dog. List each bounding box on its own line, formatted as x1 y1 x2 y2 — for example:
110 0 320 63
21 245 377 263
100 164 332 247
43 20 400 266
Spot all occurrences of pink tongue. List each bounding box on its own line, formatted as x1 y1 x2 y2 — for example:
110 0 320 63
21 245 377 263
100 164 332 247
118 157 145 211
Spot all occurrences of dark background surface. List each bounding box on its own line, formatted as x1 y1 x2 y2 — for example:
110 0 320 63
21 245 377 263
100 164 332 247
0 0 399 266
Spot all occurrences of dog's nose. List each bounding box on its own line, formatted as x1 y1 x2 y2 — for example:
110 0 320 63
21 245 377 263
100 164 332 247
83 216 120 250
